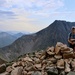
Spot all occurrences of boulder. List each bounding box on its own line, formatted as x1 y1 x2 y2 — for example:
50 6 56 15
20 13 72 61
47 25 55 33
63 53 73 59
46 61 52 67
61 44 67 49
12 62 18 69
61 48 73 54
46 46 54 52
71 60 75 71
54 55 62 60
22 71 27 75
34 64 41 70
55 42 63 54
46 51 55 56
27 71 34 75
48 57 56 64
35 52 41 58
41 70 48 75
6 66 13 73
35 64 41 68
40 51 46 60
57 59 64 70
20 61 25 67
64 60 71 73
32 71 41 75
25 66 33 71
33 58 41 64
25 61 34 68
23 57 32 62
11 67 23 75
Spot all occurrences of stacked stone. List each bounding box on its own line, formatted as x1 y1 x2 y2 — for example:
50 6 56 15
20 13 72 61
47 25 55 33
0 42 75 75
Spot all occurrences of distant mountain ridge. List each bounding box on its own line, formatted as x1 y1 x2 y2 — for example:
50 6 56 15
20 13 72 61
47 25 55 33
14 32 24 39
0 20 75 61
0 32 24 48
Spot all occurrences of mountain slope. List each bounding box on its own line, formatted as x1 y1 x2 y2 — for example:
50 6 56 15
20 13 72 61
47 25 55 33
0 20 75 61
33 20 73 50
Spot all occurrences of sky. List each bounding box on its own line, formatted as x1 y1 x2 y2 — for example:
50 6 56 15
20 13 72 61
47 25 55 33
0 0 75 33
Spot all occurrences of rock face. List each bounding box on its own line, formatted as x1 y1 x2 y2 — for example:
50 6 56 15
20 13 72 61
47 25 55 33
0 42 75 75
0 20 75 61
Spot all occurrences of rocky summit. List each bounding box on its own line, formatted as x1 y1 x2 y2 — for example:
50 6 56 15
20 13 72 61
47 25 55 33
0 42 75 75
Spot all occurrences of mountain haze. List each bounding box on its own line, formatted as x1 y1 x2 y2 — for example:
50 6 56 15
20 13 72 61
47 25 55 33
0 32 16 48
0 20 75 61
0 32 24 48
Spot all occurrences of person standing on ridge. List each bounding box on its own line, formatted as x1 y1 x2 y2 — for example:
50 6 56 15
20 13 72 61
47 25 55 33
68 26 75 51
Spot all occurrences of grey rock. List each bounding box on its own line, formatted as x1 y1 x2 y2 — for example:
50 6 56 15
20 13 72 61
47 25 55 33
67 71 75 75
32 71 41 75
47 67 58 75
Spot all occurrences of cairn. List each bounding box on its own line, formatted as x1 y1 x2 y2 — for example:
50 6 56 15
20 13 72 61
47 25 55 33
0 42 75 75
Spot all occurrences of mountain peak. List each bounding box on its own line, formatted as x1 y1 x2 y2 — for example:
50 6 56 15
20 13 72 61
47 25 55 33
48 20 66 29
54 20 67 22
49 20 72 28
54 20 75 24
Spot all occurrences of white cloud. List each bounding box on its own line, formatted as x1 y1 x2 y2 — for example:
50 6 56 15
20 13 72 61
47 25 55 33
1 0 71 32
0 0 64 15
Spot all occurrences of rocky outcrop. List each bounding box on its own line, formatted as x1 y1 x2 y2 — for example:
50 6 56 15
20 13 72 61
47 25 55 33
0 42 75 75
